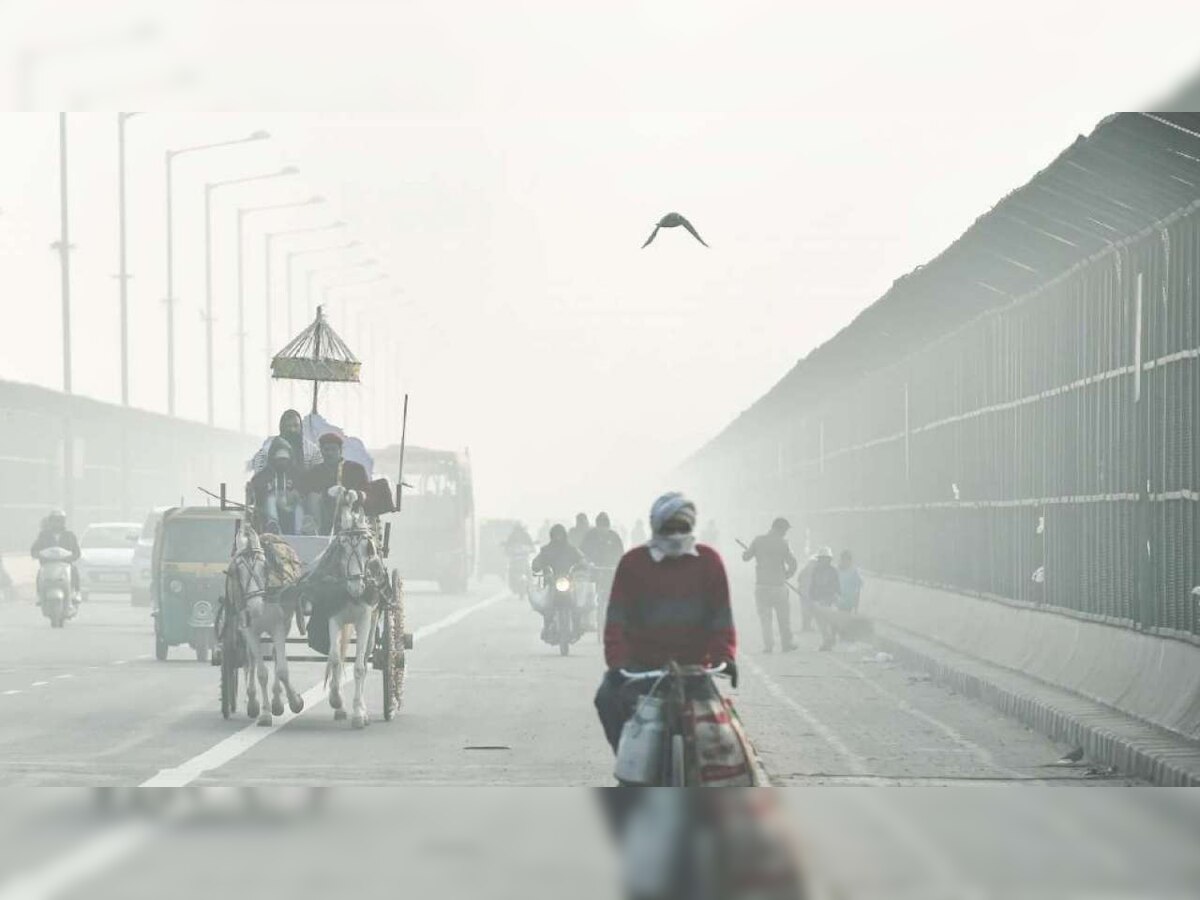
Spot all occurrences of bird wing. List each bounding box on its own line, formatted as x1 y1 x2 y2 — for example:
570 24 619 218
678 216 709 247
641 225 661 248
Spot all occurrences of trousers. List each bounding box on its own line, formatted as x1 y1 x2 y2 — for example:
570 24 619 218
755 584 792 650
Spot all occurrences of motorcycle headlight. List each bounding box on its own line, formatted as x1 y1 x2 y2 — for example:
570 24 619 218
554 576 571 593
169 579 184 594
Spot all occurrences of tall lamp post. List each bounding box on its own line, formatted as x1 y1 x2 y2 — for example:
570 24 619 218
115 111 142 407
203 165 298 426
325 275 389 437
262 221 345 429
164 129 270 416
285 241 361 330
234 195 324 433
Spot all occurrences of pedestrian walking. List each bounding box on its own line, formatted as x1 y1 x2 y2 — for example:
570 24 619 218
740 517 798 653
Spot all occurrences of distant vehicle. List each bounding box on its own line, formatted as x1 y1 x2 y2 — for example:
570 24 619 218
131 507 171 607
478 518 520 580
77 522 140 600
152 506 239 662
374 444 475 593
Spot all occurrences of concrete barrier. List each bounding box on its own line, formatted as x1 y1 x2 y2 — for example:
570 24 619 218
862 578 1200 742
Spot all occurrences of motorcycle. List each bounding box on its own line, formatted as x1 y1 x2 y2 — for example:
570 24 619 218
36 547 79 628
506 546 533 600
540 564 587 656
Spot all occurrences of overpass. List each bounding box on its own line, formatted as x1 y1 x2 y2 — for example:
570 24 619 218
0 378 255 550
680 112 1200 780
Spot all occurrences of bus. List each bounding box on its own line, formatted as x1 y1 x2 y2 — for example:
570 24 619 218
372 444 475 593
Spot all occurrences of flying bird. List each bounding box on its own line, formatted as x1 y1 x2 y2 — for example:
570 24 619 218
642 212 709 248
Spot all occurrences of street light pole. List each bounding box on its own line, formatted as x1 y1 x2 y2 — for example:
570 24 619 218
203 166 297 427
56 113 72 395
116 112 138 406
163 129 270 417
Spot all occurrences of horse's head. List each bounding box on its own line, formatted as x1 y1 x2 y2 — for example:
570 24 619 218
329 486 367 535
334 528 378 599
228 521 267 605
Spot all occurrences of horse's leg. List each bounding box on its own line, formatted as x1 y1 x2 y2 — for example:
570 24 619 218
350 606 373 729
243 625 261 720
270 616 286 717
278 614 304 714
255 633 272 726
328 616 347 720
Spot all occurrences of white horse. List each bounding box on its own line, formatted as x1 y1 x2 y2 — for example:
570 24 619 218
317 487 388 729
226 525 305 726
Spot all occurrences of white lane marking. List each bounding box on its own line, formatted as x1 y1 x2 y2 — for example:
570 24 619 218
743 657 869 775
0 820 157 900
824 654 1043 784
3 690 20 696
32 681 49 687
111 660 126 665
55 674 73 679
136 654 151 660
141 588 508 788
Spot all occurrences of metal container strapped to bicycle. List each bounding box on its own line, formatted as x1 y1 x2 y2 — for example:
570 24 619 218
614 686 668 785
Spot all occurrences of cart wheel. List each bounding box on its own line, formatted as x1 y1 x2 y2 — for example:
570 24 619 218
219 603 240 720
382 570 406 721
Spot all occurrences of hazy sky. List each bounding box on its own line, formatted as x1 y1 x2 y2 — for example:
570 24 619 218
2 1 1198 526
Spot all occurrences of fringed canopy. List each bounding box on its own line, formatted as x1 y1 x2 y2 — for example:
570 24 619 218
271 306 361 384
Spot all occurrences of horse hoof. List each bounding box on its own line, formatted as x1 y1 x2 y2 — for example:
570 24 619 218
289 695 305 714
351 714 366 729
329 694 343 711
271 698 285 717
247 700 261 719
333 709 348 721
257 714 273 727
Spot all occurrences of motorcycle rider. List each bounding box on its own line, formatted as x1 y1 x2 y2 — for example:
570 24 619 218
531 524 586 640
567 512 591 549
502 522 537 593
594 492 738 752
30 510 81 606
581 511 624 606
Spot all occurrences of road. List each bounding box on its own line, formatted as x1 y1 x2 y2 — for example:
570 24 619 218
4 582 1200 897
0 579 1144 787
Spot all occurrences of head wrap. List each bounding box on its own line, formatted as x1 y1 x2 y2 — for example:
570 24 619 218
549 523 568 543
647 492 699 562
319 432 344 447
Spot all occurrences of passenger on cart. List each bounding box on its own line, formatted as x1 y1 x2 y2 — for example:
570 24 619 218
298 433 371 536
250 409 323 473
249 438 307 536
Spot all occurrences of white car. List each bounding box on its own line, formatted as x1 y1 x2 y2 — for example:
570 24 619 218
130 508 170 606
77 522 141 599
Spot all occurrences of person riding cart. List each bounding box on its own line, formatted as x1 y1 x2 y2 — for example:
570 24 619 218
298 433 371 536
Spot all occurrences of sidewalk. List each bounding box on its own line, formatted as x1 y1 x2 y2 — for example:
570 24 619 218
872 620 1200 786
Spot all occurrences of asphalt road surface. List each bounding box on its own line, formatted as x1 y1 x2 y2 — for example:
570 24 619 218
3 583 1199 897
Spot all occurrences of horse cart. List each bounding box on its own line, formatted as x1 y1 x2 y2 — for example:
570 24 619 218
214 306 414 728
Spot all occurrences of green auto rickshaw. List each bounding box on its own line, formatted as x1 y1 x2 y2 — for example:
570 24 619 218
151 506 240 661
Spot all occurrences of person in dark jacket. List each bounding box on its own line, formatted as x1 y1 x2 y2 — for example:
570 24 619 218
532 524 586 639
297 433 370 535
742 517 799 653
567 512 591 549
594 492 738 753
30 509 81 596
582 511 625 614
250 438 304 535
808 546 842 650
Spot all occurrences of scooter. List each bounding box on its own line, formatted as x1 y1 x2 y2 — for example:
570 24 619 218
36 547 79 628
541 564 587 656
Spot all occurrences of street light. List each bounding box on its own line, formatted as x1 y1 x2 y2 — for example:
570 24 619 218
233 195 324 433
115 111 142 407
261 221 345 430
307 259 379 314
285 242 362 322
164 128 269 416
203 165 298 426
325 275 390 436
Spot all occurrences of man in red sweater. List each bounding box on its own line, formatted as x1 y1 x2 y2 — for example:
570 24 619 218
594 492 739 752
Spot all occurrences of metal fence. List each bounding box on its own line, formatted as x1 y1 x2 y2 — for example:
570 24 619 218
685 201 1200 642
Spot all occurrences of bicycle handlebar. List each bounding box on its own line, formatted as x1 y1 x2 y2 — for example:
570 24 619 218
619 662 728 681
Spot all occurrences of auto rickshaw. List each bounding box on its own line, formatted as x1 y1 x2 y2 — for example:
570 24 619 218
151 506 240 661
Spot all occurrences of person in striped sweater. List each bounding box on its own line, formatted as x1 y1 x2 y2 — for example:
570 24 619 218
594 492 739 752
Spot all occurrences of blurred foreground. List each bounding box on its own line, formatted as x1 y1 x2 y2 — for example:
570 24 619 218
2 789 1197 899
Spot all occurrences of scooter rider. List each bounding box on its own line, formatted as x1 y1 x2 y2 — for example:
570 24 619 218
30 510 81 601
594 492 738 752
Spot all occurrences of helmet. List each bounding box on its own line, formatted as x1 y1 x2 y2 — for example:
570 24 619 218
48 509 66 522
550 524 568 542
596 512 611 528
771 517 790 533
